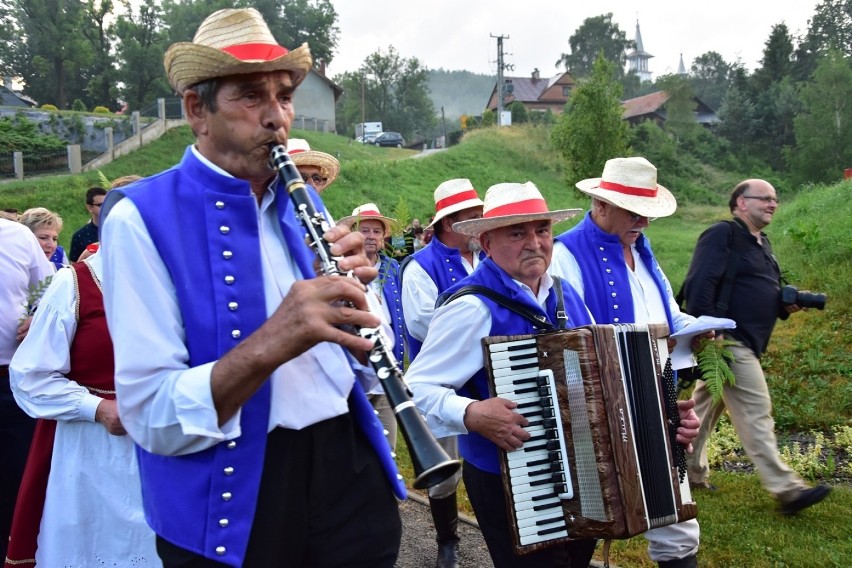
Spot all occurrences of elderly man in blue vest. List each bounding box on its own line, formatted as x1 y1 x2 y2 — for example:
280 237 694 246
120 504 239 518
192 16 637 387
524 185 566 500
401 178 484 568
99 9 404 568
407 181 603 567
549 157 703 568
339 203 404 451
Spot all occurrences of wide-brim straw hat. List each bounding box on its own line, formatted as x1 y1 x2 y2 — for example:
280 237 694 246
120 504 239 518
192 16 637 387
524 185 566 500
287 138 340 191
453 182 581 237
575 157 677 218
164 8 313 94
427 178 484 228
338 203 397 236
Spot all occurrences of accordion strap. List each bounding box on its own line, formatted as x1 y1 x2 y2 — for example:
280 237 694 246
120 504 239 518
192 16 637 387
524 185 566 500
438 277 568 331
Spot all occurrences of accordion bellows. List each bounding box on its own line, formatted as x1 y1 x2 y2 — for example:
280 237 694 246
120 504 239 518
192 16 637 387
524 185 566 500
483 324 697 555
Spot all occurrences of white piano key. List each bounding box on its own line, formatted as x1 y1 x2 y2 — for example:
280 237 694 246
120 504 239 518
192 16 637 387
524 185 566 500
489 347 538 361
488 339 537 352
518 518 567 538
519 529 569 546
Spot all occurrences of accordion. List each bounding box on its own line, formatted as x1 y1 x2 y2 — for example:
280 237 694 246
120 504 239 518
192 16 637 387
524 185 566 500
482 323 697 555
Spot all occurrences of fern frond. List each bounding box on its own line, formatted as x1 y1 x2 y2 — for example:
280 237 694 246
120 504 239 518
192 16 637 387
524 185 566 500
97 170 111 189
694 337 737 405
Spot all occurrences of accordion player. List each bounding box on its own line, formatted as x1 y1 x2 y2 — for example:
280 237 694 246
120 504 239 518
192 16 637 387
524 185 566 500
483 323 697 555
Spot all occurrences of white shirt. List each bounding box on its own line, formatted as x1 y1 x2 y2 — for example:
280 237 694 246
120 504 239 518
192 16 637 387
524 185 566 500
550 239 694 333
401 248 479 343
101 150 375 456
406 272 556 438
0 218 55 364
10 254 104 421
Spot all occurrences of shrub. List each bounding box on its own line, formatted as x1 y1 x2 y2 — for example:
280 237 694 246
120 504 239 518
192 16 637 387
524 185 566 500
72 99 86 112
93 106 110 114
41 104 58 111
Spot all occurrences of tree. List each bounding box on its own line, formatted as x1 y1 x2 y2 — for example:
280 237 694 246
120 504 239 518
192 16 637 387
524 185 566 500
795 0 852 80
82 0 119 109
2 0 97 108
262 0 339 67
689 51 732 111
788 51 852 184
114 0 172 110
508 101 528 124
750 23 798 169
656 73 698 154
556 13 633 80
716 68 757 155
334 46 434 140
551 53 629 183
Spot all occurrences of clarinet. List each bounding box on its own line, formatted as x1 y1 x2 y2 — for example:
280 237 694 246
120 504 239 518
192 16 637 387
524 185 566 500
268 143 461 490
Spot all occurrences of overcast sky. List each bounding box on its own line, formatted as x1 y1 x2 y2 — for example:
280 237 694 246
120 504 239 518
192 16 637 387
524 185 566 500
325 0 819 79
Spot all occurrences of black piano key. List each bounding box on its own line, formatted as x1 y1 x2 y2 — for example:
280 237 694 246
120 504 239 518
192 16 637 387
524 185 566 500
509 361 539 371
511 376 537 386
516 400 539 409
531 492 558 502
526 457 549 467
539 526 568 536
515 386 538 395
554 483 568 494
536 515 565 527
533 501 562 512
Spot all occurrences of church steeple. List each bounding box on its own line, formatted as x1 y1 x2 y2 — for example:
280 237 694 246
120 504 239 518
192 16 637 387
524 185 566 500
677 53 687 75
626 19 653 83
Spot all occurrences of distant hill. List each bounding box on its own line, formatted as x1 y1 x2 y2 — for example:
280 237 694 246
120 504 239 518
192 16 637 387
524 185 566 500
427 69 495 119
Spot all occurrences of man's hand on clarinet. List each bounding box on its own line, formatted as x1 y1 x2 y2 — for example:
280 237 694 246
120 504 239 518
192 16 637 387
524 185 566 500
675 398 700 453
320 224 379 286
463 398 531 452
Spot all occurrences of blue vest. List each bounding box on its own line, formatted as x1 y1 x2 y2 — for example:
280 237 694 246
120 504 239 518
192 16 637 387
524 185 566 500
109 147 405 566
443 259 592 474
377 254 405 366
403 237 484 360
555 212 674 330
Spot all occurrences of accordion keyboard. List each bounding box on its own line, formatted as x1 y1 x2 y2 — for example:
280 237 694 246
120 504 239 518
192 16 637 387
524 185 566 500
488 338 573 546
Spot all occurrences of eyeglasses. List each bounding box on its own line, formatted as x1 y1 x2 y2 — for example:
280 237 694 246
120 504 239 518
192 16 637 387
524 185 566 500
90 202 103 208
742 195 779 204
307 174 328 185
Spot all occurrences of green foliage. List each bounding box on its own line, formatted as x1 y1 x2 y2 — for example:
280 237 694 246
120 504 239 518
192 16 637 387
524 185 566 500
71 98 86 112
551 53 629 183
508 101 528 124
480 110 495 128
333 46 436 140
19 275 53 323
689 51 733 111
93 106 110 114
787 51 852 185
556 13 632 79
695 338 737 405
779 432 836 481
0 115 66 152
41 104 58 111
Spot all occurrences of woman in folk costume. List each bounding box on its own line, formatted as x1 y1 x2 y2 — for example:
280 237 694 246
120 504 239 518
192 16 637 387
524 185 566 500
6 247 159 567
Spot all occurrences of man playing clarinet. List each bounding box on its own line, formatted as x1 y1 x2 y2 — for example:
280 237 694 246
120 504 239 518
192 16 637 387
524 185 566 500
99 9 403 567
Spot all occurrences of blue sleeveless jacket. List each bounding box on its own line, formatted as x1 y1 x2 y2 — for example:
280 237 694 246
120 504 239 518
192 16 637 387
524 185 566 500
108 147 405 566
555 212 674 330
377 254 405 366
403 237 484 360
443 258 592 474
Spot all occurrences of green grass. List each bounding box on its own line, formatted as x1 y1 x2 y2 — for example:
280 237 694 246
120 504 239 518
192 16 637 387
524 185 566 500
3 123 850 566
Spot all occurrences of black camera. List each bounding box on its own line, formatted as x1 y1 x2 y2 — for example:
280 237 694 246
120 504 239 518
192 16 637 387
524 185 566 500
781 285 827 310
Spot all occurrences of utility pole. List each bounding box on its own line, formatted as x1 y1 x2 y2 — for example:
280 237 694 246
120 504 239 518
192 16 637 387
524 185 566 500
440 106 446 147
491 34 513 127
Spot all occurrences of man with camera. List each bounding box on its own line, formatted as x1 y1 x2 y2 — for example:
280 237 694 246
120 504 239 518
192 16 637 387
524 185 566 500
681 179 830 515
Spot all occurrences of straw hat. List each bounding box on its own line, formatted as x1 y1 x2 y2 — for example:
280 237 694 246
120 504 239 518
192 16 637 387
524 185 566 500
452 182 581 237
575 157 677 218
338 203 396 236
427 179 485 228
164 8 313 94
287 138 341 190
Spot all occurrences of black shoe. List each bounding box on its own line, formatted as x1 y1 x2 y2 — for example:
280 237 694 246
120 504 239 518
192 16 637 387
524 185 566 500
436 540 460 568
658 554 698 568
689 481 718 492
779 485 831 515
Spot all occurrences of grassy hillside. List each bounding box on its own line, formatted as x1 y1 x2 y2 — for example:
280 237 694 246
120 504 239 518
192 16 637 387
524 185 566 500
1 124 848 431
